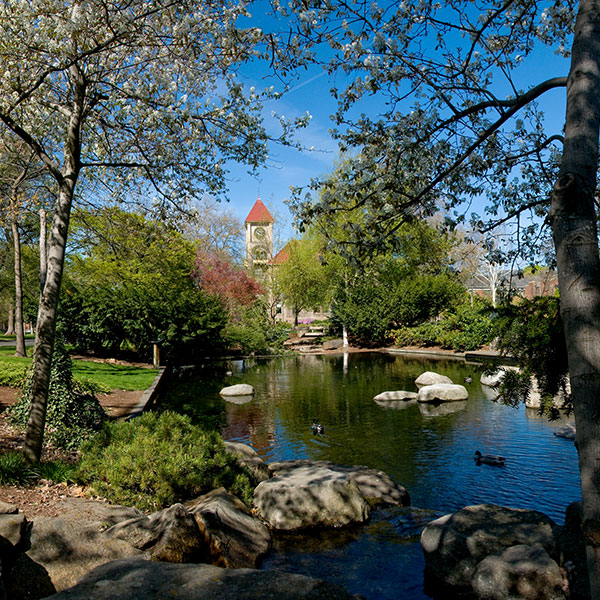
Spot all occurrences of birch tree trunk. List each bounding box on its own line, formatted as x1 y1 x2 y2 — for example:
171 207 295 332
11 217 25 357
39 207 47 295
550 1 600 596
23 182 75 463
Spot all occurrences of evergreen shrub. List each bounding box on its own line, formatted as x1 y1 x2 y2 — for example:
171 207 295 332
77 411 254 512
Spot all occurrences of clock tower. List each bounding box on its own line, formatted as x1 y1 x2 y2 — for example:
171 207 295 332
245 197 274 277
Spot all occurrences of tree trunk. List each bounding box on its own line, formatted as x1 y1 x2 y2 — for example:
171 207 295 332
39 207 47 294
24 183 75 463
11 217 25 357
550 2 600 596
5 301 14 336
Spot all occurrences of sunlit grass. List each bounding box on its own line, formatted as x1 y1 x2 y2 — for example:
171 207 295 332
0 346 157 391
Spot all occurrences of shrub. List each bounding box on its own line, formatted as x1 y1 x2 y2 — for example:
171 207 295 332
9 342 107 450
76 411 255 512
0 364 28 387
0 451 78 485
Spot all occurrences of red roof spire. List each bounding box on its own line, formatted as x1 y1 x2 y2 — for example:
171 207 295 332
245 197 274 223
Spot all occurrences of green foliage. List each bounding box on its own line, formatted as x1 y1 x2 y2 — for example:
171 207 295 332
0 451 76 485
224 300 293 355
0 451 37 485
390 299 495 351
58 208 228 362
9 343 107 450
332 266 466 346
0 363 28 387
491 296 570 414
77 411 255 512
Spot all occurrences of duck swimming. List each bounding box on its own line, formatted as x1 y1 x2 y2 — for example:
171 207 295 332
311 419 325 435
474 450 505 466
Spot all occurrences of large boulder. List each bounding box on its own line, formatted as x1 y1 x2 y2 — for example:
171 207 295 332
268 460 410 507
189 488 271 568
417 383 468 403
105 503 204 563
21 510 146 593
418 401 467 417
415 371 453 387
420 504 561 591
220 384 254 397
224 441 270 483
43 558 359 600
471 544 566 600
254 464 370 530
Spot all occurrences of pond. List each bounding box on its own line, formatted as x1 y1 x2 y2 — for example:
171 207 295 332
161 352 581 600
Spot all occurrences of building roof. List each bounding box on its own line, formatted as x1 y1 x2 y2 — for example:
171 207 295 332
271 241 292 265
245 197 274 223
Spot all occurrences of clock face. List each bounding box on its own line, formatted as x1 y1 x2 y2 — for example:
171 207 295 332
254 227 266 241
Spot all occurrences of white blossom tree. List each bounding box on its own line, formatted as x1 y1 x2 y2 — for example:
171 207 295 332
277 1 600 595
0 0 305 463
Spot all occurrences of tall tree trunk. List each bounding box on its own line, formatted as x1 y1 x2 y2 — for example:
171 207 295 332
5 301 14 336
39 207 47 294
11 217 25 357
550 1 600 596
23 183 75 463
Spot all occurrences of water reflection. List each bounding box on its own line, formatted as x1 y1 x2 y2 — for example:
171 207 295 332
161 352 581 600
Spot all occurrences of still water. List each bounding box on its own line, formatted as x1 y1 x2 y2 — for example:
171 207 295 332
162 352 581 600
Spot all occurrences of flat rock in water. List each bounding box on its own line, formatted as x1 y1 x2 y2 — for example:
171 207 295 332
420 504 561 591
417 383 468 403
220 384 255 397
373 390 418 402
44 558 359 600
415 371 453 387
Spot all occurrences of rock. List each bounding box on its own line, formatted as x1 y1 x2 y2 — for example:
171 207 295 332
554 423 576 441
322 338 344 350
0 502 18 515
420 504 561 591
43 557 359 600
373 390 418 402
480 367 514 388
415 371 453 387
0 513 31 549
105 503 203 563
189 488 271 568
526 377 569 410
418 401 467 417
254 464 370 530
23 513 146 592
268 460 410 507
224 441 270 483
220 384 255 396
471 544 566 600
417 383 468 403
560 502 590 600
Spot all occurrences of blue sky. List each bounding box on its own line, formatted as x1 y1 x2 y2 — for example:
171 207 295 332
221 7 572 248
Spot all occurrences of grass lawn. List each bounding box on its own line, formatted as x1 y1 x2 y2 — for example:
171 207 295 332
0 346 157 391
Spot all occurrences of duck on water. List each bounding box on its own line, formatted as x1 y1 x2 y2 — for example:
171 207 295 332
474 450 506 466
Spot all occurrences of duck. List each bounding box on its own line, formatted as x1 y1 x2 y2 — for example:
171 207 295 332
464 376 472 384
474 450 505 466
311 419 325 435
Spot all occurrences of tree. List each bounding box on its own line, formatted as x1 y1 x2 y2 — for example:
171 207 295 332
277 1 600 594
0 1 305 463
61 208 228 361
274 237 334 325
